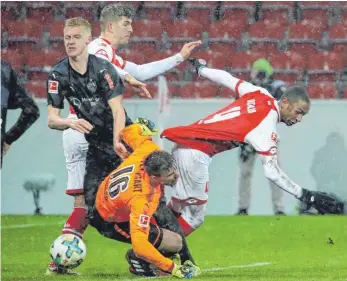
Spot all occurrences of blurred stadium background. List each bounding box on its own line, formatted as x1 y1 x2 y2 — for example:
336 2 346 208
1 1 347 99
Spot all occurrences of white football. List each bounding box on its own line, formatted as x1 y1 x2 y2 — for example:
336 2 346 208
50 234 86 269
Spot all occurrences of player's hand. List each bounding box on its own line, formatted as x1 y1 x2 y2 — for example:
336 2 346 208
2 142 11 156
180 40 202 60
114 141 130 159
135 118 159 136
124 74 152 99
299 188 344 214
171 264 195 279
69 119 94 134
183 260 201 277
188 58 207 75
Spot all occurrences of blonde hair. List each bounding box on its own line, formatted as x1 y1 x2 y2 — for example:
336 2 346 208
100 3 134 32
64 17 92 36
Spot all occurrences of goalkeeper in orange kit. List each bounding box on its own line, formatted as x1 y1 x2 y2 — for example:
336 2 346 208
93 121 199 278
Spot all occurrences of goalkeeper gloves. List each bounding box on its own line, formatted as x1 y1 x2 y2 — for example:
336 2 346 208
135 118 159 136
183 260 201 277
171 263 195 279
188 58 207 76
299 188 344 214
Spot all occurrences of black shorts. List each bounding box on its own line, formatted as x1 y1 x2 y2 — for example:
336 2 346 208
91 207 163 248
83 142 123 214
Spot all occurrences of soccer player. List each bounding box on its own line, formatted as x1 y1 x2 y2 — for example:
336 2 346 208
237 59 287 215
1 61 40 167
94 122 199 278
46 17 128 274
50 3 201 274
161 59 341 236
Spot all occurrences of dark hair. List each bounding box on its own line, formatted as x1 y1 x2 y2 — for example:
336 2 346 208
100 3 135 32
282 86 310 105
144 151 174 177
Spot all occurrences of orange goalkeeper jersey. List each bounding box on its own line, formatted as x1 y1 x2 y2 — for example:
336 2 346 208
96 124 174 272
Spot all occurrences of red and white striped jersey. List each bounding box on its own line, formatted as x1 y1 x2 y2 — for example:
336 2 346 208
161 81 280 157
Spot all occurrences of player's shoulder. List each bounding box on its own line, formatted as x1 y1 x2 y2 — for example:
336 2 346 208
49 57 69 79
88 38 113 55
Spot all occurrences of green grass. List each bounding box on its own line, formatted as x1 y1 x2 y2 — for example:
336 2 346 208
1 215 347 281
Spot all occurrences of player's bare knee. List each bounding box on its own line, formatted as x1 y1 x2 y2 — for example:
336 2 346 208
159 229 182 253
74 194 86 208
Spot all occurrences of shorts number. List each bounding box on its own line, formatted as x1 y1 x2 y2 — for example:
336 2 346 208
108 165 135 199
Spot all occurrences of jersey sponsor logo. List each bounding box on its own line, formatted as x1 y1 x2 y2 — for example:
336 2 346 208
271 132 278 143
138 214 150 227
104 72 115 90
48 80 59 94
70 97 81 109
95 49 109 59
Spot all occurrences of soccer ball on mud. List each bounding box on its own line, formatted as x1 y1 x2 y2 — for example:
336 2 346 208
50 234 86 269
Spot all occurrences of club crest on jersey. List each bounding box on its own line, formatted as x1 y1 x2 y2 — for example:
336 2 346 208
269 146 277 155
271 132 278 143
104 72 114 90
48 80 59 94
198 59 207 66
138 214 150 227
87 79 97 93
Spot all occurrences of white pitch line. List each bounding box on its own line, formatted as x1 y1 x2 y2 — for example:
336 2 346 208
1 221 66 229
124 261 272 281
204 261 272 272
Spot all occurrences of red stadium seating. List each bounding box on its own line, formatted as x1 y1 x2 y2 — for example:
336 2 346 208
208 19 247 40
65 2 95 22
247 20 286 54
272 71 300 85
1 49 25 73
166 20 203 39
220 2 256 24
48 20 65 38
132 20 163 38
260 2 295 25
271 51 307 69
181 1 218 25
122 51 147 65
298 1 333 26
178 82 219 98
143 2 175 21
219 87 237 98
25 81 46 98
26 49 63 68
26 2 59 24
307 84 338 99
329 22 347 53
7 19 44 39
308 52 344 71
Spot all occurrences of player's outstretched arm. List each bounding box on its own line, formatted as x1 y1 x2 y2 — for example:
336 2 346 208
123 41 201 81
259 154 343 214
189 58 268 98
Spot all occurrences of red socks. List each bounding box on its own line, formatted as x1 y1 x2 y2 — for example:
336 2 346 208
62 207 89 239
177 216 195 237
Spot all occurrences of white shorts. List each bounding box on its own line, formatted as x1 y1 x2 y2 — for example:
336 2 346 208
169 145 212 212
62 124 89 196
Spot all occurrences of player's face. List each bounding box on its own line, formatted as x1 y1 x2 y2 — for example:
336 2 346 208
281 99 310 126
159 168 179 187
111 17 133 45
64 26 91 57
